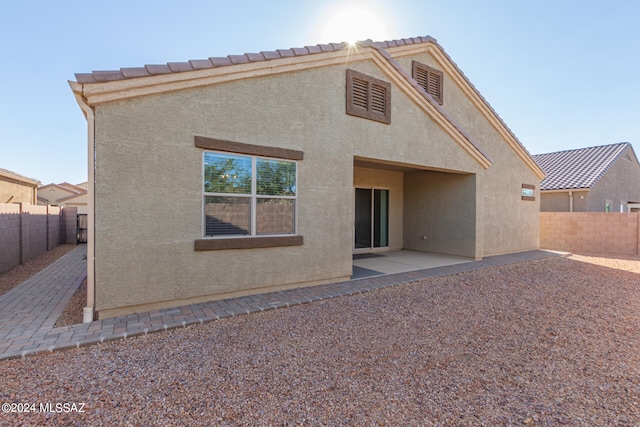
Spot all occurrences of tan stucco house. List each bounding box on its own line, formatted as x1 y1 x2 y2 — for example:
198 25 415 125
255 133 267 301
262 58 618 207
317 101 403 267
0 168 40 204
70 36 544 320
533 142 640 212
38 182 88 214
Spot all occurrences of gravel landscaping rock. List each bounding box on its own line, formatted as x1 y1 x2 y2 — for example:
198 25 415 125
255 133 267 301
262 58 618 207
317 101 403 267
0 245 76 296
54 278 87 328
0 254 638 426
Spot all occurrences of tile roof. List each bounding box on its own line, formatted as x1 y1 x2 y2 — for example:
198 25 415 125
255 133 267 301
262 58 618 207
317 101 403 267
58 182 85 194
533 142 631 191
71 35 544 177
0 168 40 185
57 191 88 203
74 37 437 84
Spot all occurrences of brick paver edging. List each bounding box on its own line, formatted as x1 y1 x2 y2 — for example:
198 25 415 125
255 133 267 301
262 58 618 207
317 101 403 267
0 250 563 361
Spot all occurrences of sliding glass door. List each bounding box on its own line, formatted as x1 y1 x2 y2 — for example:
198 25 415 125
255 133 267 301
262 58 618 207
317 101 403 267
354 188 389 250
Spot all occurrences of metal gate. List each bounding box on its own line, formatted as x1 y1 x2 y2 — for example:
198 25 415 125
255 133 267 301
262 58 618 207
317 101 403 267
77 214 88 243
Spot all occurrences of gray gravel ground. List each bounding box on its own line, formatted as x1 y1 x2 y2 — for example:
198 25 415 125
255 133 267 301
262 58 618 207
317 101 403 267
1 254 639 426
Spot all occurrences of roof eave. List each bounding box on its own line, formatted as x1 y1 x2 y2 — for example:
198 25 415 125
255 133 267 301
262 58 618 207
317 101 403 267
70 38 493 170
383 41 545 179
0 169 40 186
540 187 591 193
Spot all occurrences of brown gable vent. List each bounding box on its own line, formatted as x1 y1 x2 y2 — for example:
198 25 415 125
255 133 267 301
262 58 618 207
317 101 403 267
412 61 443 105
346 69 391 124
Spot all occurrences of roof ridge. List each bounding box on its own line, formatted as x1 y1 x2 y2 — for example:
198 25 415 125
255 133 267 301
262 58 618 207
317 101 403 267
74 36 438 84
533 142 629 158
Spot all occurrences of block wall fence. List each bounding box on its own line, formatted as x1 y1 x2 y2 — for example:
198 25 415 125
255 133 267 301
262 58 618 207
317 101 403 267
0 203 78 274
540 212 640 256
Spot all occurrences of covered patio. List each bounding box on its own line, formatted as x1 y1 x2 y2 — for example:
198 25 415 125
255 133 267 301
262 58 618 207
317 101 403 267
352 249 473 279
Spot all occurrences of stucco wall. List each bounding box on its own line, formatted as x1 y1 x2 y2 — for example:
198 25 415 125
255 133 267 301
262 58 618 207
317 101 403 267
0 180 36 204
394 51 541 256
541 192 570 212
60 193 88 215
588 149 640 212
38 186 75 205
403 170 477 257
540 191 589 212
91 50 541 317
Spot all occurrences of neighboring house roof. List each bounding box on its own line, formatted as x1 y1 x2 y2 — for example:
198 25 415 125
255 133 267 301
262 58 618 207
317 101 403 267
533 142 632 191
0 168 40 186
70 35 544 179
57 191 87 203
38 182 82 194
38 182 87 205
58 182 85 193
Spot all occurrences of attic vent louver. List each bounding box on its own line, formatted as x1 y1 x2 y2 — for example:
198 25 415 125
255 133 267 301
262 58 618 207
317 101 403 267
412 61 443 105
346 69 391 124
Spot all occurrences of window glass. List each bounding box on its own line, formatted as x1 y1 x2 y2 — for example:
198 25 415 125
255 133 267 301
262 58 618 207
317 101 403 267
204 196 251 236
257 159 296 196
204 151 297 237
256 199 295 235
204 153 252 194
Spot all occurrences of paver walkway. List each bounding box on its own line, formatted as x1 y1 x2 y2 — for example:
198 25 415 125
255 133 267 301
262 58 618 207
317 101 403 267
0 248 562 361
0 245 87 359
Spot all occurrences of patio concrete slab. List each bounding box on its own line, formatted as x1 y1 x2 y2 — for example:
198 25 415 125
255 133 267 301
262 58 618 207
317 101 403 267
353 250 472 275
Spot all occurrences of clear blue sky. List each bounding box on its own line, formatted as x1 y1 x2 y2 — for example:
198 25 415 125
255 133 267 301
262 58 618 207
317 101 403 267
1 0 639 185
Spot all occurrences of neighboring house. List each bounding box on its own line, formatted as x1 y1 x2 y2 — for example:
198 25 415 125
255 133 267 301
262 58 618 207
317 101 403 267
0 168 40 204
533 142 640 212
57 192 89 214
38 182 88 214
70 36 545 319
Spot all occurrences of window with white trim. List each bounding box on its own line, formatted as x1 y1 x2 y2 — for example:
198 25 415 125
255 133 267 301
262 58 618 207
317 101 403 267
203 152 297 237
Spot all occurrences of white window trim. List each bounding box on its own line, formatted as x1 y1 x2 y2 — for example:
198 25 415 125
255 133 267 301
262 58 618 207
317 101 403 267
202 151 298 239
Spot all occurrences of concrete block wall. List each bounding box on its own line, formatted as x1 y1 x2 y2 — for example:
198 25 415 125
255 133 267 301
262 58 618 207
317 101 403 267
21 205 48 262
0 203 69 275
62 207 78 244
49 206 62 250
540 212 640 256
0 203 22 274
